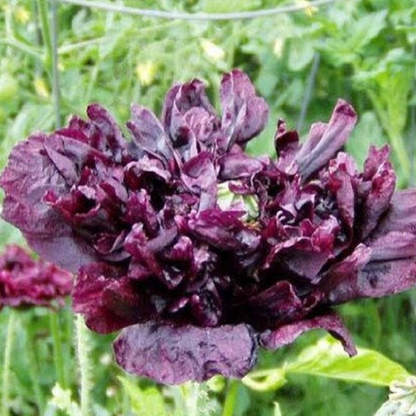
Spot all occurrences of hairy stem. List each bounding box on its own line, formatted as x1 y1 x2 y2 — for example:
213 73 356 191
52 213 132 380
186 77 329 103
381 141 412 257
75 314 93 416
1 310 16 416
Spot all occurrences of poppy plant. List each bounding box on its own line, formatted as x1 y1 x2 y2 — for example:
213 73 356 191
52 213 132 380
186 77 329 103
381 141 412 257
2 70 416 384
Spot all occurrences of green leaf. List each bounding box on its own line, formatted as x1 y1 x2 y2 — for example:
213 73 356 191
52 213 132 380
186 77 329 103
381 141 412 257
353 48 414 184
346 111 386 169
288 39 315 72
118 376 168 416
319 10 387 66
242 368 286 392
286 336 411 386
348 10 387 52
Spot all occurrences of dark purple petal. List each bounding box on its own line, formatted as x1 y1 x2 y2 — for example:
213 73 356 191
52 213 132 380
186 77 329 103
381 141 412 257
327 153 357 231
355 258 416 299
0 135 99 272
319 244 372 304
43 141 79 185
231 281 320 330
368 190 416 236
124 224 178 283
220 69 268 149
86 104 127 160
363 144 390 180
264 217 339 281
260 312 357 356
188 209 260 251
274 119 299 174
295 122 326 159
218 151 265 180
296 100 357 179
359 145 396 239
181 152 217 211
125 156 172 185
190 279 223 326
113 322 257 384
127 105 173 163
123 190 159 233
162 79 218 133
73 263 160 333
181 107 219 149
321 240 416 303
367 231 416 261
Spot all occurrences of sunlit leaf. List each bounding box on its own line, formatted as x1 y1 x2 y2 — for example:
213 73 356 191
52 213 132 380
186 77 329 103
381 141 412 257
117 376 168 416
286 336 411 386
242 368 286 392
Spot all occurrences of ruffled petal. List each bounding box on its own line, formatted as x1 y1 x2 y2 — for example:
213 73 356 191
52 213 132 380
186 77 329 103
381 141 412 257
260 311 357 356
113 322 257 384
358 145 396 239
73 263 160 333
218 151 265 180
370 190 416 236
319 244 372 304
220 69 268 149
0 135 98 272
127 105 173 163
231 281 319 330
296 100 357 179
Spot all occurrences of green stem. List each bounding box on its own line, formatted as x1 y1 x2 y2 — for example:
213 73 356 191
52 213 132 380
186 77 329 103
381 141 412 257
36 0 52 64
26 323 45 414
222 379 238 416
50 313 67 389
1 310 16 416
75 315 93 416
0 39 43 59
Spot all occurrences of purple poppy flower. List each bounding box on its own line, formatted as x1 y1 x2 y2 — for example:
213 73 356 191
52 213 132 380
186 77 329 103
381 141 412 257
2 70 416 384
0 245 72 308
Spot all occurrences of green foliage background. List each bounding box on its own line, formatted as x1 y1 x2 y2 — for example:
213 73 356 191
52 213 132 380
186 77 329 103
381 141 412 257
0 0 415 415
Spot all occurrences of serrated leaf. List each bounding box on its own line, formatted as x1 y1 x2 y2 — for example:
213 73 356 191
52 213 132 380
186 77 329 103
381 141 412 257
319 10 387 66
348 10 387 51
286 336 410 386
288 39 315 72
118 376 168 416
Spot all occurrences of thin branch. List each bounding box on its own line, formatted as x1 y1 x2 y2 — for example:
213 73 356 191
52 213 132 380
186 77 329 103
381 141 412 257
297 52 321 133
56 0 340 21
50 0 62 128
0 39 43 59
